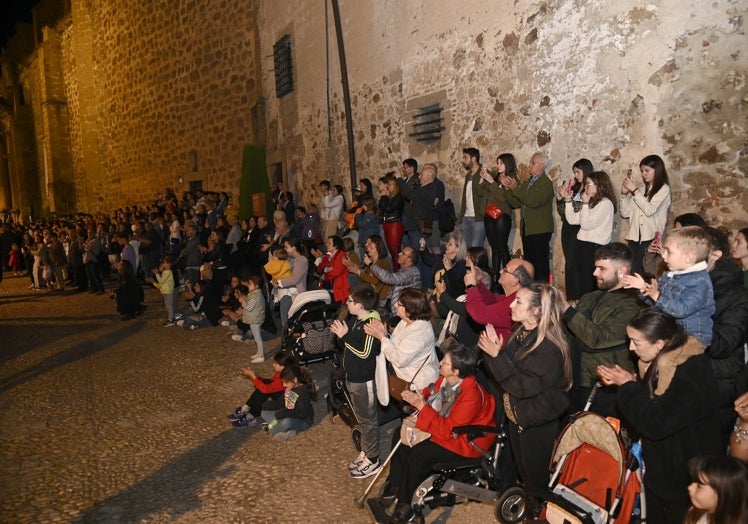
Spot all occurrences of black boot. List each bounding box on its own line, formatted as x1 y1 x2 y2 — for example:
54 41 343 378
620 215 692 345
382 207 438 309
390 502 414 523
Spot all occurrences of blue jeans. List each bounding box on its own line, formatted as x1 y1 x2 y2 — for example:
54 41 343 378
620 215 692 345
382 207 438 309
260 411 310 435
181 313 212 330
460 216 486 248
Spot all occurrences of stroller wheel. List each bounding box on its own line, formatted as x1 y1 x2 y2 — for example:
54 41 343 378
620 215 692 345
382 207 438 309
495 487 528 523
351 427 362 451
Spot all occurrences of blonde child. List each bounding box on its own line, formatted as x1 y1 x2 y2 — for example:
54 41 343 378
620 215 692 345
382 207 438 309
264 247 294 304
261 364 317 441
231 277 266 363
149 255 179 327
621 226 715 346
684 455 748 524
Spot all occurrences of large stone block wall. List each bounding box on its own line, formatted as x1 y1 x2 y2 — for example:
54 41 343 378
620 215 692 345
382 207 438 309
58 0 263 211
257 0 747 252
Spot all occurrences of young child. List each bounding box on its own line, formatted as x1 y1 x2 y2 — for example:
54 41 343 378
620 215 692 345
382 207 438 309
329 282 382 479
261 364 318 441
177 279 221 330
149 255 179 327
264 247 293 306
227 352 297 429
8 243 22 276
231 277 266 363
684 455 748 524
622 226 715 346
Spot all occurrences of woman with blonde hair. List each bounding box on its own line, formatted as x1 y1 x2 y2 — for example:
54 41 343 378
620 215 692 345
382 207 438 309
478 282 572 515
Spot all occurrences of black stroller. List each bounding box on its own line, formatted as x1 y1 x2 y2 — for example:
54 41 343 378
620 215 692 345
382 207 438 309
282 289 339 364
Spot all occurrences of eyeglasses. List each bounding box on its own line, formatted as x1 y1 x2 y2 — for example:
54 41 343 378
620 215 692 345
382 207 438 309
398 250 416 262
501 267 518 277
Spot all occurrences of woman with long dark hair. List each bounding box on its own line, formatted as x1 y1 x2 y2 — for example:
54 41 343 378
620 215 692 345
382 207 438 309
620 154 672 276
597 308 721 524
483 153 518 282
555 158 593 301
564 170 617 295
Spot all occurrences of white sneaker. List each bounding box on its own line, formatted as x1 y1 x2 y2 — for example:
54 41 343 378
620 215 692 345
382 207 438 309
175 319 185 327
231 334 244 342
348 450 366 471
273 430 297 441
250 355 265 363
220 320 230 327
351 456 381 479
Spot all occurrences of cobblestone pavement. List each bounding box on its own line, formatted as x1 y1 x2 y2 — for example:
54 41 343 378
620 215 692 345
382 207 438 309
0 275 496 523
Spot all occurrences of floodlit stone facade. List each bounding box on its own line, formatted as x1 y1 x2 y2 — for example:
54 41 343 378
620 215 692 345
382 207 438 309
257 0 747 238
0 0 745 264
1 0 263 215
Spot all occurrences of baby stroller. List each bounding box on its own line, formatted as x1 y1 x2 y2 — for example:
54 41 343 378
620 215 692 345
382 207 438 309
282 289 339 364
496 410 645 524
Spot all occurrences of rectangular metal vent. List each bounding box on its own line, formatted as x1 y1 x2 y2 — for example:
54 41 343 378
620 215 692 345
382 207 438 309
409 103 444 145
273 35 294 98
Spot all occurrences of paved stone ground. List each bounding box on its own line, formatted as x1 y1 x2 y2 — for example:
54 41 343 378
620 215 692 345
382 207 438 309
0 274 497 523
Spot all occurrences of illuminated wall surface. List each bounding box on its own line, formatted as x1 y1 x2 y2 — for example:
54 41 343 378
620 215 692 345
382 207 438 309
2 0 746 238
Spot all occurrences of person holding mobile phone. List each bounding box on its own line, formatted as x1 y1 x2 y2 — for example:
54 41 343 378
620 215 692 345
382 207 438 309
620 155 672 277
555 158 593 301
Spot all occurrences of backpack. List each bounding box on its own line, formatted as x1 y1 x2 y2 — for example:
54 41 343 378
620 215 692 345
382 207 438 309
436 198 457 234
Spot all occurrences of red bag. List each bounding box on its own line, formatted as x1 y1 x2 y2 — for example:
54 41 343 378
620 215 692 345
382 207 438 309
485 203 503 220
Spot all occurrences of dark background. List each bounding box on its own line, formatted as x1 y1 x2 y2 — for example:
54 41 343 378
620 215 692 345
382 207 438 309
1 0 41 48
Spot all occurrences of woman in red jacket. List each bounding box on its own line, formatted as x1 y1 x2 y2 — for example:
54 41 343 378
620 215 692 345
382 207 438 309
371 344 496 523
312 235 349 305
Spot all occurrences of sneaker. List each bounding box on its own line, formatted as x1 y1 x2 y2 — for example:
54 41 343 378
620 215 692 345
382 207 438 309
227 407 247 421
260 422 270 433
351 457 381 479
232 416 259 429
231 334 244 342
348 450 366 471
189 324 197 330
273 430 297 441
250 355 265 363
162 320 176 327
175 319 185 327
220 320 230 327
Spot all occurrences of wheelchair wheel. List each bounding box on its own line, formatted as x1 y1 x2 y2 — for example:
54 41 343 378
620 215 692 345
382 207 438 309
351 427 362 451
495 486 528 523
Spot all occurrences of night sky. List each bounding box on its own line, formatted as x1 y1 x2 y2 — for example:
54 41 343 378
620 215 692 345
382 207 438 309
1 0 41 48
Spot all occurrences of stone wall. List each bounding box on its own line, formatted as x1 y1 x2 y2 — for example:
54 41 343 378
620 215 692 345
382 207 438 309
257 0 747 269
56 0 263 211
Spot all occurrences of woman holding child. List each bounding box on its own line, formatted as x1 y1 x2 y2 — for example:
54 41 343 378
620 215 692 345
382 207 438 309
274 238 309 329
597 308 721 524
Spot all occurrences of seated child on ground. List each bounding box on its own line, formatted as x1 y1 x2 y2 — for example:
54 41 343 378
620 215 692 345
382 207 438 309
261 364 317 440
219 275 241 325
227 351 297 428
177 279 222 330
622 225 715 346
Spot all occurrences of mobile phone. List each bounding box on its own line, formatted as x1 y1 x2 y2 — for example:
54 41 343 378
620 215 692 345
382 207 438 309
653 231 661 244
567 178 574 192
626 168 633 179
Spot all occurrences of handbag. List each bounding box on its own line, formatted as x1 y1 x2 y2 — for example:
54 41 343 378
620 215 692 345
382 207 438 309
399 413 431 447
388 353 432 402
485 203 503 220
418 220 433 235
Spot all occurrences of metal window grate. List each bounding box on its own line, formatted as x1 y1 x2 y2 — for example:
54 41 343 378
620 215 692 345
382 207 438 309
409 103 444 145
273 35 294 98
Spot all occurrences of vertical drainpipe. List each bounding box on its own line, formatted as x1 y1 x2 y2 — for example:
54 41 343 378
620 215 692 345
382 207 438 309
329 0 357 191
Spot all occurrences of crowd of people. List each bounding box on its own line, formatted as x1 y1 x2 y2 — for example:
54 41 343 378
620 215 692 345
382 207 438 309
2 150 748 523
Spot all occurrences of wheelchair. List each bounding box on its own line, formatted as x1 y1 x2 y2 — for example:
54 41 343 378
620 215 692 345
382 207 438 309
407 423 531 523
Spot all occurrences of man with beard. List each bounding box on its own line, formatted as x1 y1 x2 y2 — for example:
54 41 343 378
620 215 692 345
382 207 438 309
458 147 488 248
560 242 643 415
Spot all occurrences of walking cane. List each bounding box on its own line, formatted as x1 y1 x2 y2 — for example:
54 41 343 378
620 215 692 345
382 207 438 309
354 439 402 508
